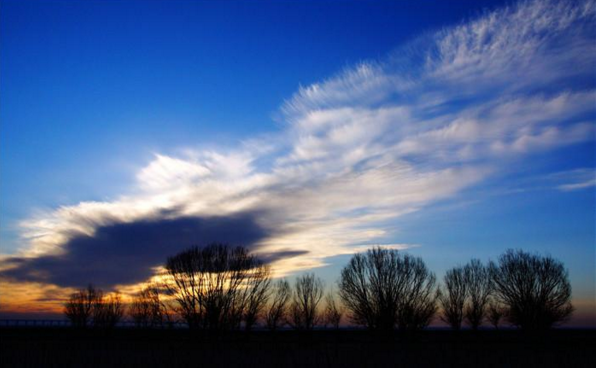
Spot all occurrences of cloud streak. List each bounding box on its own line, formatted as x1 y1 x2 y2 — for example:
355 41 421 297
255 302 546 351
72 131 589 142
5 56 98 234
552 169 596 192
1 0 594 293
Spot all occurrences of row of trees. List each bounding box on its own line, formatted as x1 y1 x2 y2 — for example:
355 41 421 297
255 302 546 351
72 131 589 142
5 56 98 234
62 274 340 331
64 245 573 332
64 285 124 328
438 252 573 332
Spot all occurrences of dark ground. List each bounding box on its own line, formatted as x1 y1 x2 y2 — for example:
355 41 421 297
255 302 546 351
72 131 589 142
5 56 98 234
1 328 594 368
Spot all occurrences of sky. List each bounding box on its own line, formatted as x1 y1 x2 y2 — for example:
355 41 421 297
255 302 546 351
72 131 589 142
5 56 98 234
0 0 594 326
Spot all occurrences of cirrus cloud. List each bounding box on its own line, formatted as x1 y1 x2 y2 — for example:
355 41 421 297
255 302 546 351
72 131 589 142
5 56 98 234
1 0 594 293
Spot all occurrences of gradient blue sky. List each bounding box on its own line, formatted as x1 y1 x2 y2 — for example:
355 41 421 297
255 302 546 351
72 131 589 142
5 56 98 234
0 0 594 323
1 0 512 223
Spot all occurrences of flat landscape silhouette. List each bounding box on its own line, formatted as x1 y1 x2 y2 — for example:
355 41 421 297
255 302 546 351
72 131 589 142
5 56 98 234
1 245 594 367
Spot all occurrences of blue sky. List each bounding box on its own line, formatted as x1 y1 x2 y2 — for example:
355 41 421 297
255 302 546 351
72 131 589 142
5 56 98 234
0 0 594 322
1 0 511 222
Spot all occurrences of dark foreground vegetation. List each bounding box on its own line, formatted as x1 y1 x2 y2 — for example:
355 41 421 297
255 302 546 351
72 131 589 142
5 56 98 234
1 327 594 368
3 245 588 367
63 245 575 335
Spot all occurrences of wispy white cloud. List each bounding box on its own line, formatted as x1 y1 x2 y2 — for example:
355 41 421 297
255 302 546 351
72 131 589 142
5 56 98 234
1 0 594 289
558 179 596 192
552 169 596 192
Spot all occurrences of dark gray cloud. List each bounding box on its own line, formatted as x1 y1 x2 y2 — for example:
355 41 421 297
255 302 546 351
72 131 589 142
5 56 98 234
0 212 304 289
258 249 310 264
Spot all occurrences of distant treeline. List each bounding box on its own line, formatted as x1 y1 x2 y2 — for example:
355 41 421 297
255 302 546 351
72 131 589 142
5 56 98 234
64 245 573 333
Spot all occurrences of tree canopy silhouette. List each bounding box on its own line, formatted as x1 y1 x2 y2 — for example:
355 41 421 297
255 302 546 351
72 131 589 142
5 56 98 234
463 259 492 330
129 285 170 328
323 290 344 329
93 292 124 329
288 273 324 330
489 249 573 332
164 243 271 332
64 284 124 329
64 284 101 328
338 247 438 332
438 266 467 330
487 300 505 329
265 279 291 331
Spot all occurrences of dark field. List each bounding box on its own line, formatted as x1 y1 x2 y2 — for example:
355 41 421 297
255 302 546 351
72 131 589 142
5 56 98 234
1 328 595 368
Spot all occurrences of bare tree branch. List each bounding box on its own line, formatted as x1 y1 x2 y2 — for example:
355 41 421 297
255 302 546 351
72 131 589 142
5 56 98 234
288 273 324 331
487 300 506 329
164 244 271 332
93 292 125 329
64 284 101 328
265 279 291 331
323 290 343 329
439 266 467 330
339 247 438 332
490 249 573 331
129 285 169 328
463 259 492 330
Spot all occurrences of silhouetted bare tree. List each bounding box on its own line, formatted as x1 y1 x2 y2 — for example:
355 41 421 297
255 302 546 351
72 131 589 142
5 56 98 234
288 273 324 330
487 300 506 329
64 284 102 328
439 266 467 330
64 284 123 329
265 279 291 331
463 259 492 330
93 292 124 329
339 248 398 331
396 258 438 332
489 249 573 331
129 285 168 328
339 247 438 332
323 291 343 329
241 263 271 332
164 244 271 332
